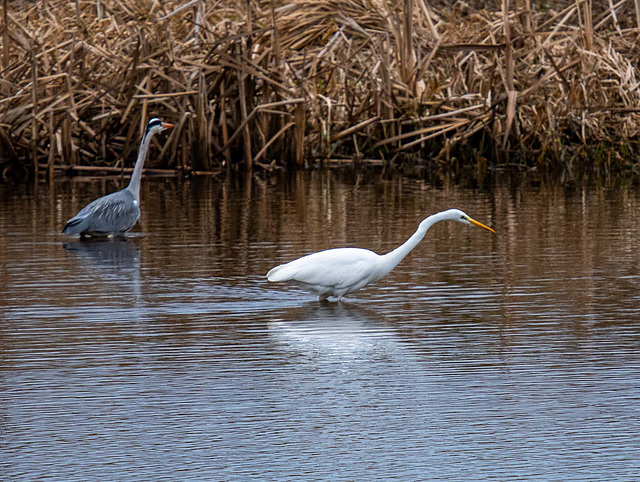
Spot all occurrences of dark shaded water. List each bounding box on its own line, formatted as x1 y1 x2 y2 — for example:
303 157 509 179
1 171 639 480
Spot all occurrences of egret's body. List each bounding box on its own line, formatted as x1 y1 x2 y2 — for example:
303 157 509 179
62 118 173 237
267 209 495 301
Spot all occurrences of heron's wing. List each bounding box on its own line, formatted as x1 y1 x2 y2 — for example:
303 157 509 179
267 248 380 289
63 190 140 234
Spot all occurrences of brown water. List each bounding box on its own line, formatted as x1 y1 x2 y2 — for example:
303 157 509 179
1 171 639 480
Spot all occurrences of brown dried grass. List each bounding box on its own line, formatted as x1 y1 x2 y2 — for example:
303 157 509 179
1 0 640 178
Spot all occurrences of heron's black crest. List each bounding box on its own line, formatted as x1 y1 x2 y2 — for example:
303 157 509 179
145 118 163 135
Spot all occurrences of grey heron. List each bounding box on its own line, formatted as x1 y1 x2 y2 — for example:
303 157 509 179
62 118 174 237
267 209 495 301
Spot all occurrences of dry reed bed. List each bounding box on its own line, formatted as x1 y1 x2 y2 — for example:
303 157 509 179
1 0 640 178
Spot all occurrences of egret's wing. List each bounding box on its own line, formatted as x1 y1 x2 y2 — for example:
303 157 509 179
267 248 380 289
63 190 140 234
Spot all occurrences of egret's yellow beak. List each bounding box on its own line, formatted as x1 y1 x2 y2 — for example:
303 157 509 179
468 217 496 234
162 122 175 130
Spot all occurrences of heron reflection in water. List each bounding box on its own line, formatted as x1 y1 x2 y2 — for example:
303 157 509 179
62 118 174 238
63 237 143 306
63 238 140 271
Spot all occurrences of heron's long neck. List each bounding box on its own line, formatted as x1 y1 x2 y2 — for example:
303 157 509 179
382 213 442 272
127 131 153 201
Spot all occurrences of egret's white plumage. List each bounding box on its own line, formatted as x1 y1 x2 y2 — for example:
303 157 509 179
267 209 495 301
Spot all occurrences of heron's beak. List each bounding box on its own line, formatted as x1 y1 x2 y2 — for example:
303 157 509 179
162 122 175 130
468 217 496 234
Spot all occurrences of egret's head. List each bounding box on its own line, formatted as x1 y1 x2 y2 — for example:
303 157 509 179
443 209 496 233
146 118 174 136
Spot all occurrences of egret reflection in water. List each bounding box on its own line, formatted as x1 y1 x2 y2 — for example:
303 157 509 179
268 302 410 359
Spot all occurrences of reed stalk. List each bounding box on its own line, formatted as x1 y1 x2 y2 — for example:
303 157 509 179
30 48 38 176
2 0 8 72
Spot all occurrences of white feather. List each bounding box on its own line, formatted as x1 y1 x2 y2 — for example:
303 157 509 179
266 209 495 300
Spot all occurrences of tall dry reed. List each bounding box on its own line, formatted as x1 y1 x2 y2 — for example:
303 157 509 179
1 0 640 178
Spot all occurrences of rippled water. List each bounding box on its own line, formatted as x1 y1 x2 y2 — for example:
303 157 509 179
1 171 639 480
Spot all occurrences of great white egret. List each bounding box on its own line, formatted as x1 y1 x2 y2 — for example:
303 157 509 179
62 118 174 237
267 209 495 301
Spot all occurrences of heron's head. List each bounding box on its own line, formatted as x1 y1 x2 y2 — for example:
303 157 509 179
442 209 496 233
146 118 174 136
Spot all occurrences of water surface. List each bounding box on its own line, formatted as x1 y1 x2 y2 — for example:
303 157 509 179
1 172 639 480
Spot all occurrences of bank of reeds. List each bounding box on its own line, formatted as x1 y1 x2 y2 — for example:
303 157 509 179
2 0 640 179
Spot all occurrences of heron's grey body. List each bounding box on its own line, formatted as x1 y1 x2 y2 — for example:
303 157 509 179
62 118 172 237
62 188 140 236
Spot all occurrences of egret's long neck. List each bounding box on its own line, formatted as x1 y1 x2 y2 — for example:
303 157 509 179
127 131 153 201
381 213 443 272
